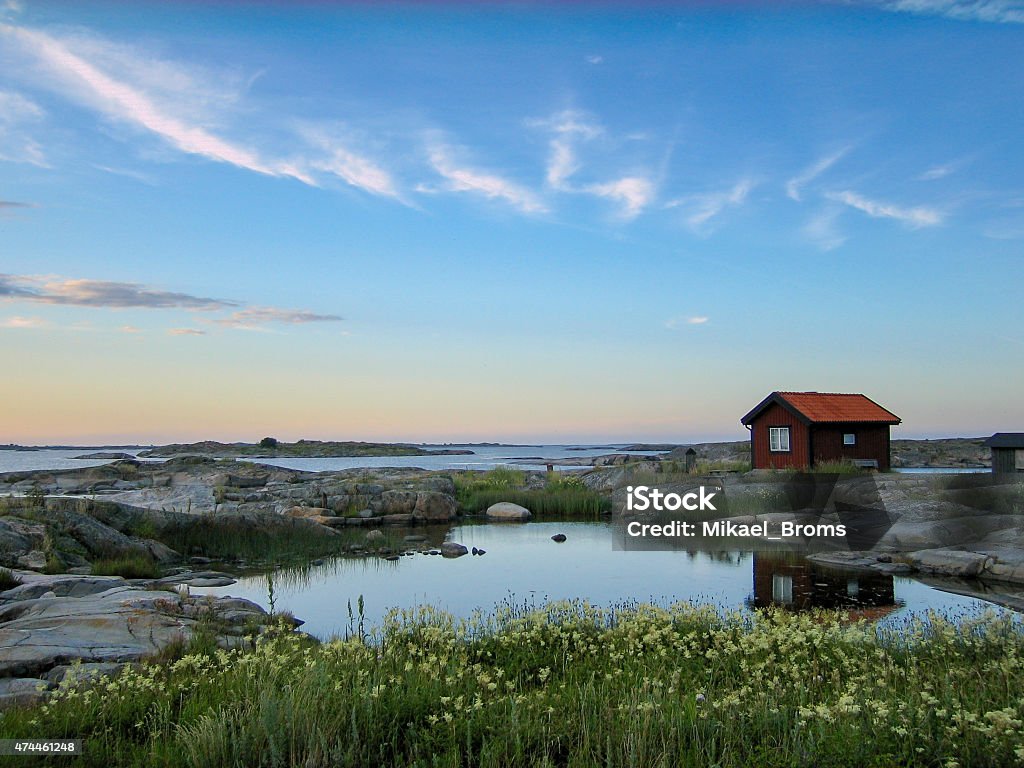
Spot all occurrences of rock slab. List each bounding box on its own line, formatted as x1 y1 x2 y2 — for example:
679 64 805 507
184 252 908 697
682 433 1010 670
485 502 532 521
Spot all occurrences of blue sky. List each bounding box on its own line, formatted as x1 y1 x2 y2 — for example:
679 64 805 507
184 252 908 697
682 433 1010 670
1 0 1022 444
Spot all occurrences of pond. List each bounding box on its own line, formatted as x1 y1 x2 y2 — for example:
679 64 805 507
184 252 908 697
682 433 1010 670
193 520 1008 640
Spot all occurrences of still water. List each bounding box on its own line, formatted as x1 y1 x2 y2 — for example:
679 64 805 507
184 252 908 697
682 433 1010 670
0 445 662 474
193 521 1004 640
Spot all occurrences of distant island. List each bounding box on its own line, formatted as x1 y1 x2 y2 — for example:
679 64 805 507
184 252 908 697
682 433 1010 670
0 437 995 468
0 444 154 451
137 440 474 459
428 442 540 448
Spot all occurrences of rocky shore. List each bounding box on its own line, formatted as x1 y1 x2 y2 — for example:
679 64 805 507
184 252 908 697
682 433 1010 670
0 570 280 708
2 453 1023 711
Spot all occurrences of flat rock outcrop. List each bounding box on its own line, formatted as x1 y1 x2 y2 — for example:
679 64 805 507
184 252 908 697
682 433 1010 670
0 461 459 526
0 571 276 707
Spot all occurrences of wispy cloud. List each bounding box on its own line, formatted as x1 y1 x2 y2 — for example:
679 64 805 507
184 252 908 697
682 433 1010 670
427 145 547 214
534 110 656 219
585 54 603 64
872 0 1024 24
1 315 46 329
0 275 45 300
0 274 237 310
826 190 943 227
0 89 47 166
917 158 969 181
213 307 342 329
802 207 847 251
665 315 709 329
0 89 42 120
301 126 401 199
93 164 157 185
786 148 850 201
4 22 412 199
0 273 342 330
667 179 755 233
919 165 953 180
0 200 33 208
168 327 207 336
311 146 397 198
1 23 313 184
119 325 142 334
537 110 602 189
584 177 655 221
982 221 1024 240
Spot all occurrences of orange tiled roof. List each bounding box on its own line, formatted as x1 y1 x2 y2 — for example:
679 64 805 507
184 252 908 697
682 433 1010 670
775 392 900 424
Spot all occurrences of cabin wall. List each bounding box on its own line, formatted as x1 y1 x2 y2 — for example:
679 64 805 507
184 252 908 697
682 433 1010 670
750 402 809 469
811 423 893 470
992 448 1023 474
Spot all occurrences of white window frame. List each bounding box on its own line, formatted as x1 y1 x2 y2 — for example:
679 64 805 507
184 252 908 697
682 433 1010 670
772 574 794 604
769 426 791 452
843 433 856 446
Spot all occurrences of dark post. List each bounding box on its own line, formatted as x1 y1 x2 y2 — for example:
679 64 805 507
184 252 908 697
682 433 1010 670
685 448 697 473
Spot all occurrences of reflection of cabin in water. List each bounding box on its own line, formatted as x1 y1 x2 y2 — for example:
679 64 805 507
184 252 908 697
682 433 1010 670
986 433 1024 474
750 553 898 620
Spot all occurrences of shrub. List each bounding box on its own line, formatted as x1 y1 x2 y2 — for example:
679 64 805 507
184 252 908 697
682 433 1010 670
156 515 352 564
259 437 279 449
25 483 46 510
0 567 20 590
480 466 525 489
90 554 162 579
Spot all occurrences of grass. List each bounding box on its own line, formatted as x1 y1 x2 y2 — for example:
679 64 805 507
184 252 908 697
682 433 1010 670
90 554 163 580
459 487 612 517
812 459 866 475
648 456 752 476
470 465 526 489
455 468 611 518
154 515 357 565
2 602 1024 767
0 566 21 590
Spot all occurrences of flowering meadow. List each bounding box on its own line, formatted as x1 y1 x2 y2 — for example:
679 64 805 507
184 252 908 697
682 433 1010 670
2 601 1024 767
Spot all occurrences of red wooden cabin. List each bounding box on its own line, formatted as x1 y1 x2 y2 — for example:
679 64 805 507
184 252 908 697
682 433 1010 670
740 391 901 471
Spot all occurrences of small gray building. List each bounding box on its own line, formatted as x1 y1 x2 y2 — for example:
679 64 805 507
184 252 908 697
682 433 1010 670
985 433 1024 474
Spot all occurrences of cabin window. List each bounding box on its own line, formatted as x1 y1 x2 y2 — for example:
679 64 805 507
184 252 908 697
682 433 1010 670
769 427 790 452
846 579 860 598
843 433 856 446
772 574 794 604
1016 450 1024 470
